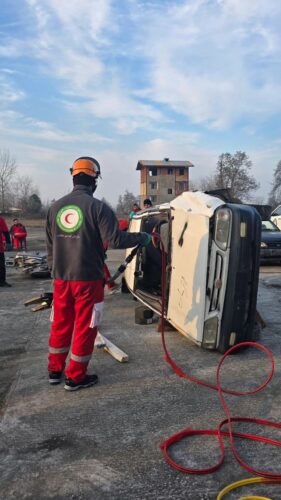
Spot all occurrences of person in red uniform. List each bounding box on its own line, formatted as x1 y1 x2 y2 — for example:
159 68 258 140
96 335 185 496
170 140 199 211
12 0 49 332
0 215 12 287
46 156 151 391
10 218 27 250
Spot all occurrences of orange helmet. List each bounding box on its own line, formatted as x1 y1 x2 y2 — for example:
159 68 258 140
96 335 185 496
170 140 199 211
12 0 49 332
70 156 101 178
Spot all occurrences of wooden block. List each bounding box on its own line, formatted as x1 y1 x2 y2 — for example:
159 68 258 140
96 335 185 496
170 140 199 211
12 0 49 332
96 332 129 363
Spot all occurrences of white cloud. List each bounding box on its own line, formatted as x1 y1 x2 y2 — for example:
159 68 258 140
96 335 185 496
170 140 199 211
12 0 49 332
0 68 18 74
1 0 281 205
0 110 112 144
219 0 280 21
132 0 281 128
16 0 281 131
0 41 25 58
22 0 166 133
0 75 25 104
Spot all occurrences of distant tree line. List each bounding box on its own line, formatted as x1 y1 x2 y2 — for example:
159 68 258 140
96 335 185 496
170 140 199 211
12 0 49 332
268 160 281 208
0 149 44 215
115 151 265 213
2 147 280 218
115 190 140 218
191 151 281 208
114 151 269 214
191 151 259 202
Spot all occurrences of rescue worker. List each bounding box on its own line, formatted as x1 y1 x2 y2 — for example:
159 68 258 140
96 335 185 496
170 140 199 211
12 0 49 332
46 156 151 391
0 215 12 287
10 218 27 250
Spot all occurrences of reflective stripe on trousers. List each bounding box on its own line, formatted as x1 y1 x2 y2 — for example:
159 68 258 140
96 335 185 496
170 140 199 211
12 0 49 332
70 353 92 363
49 346 70 354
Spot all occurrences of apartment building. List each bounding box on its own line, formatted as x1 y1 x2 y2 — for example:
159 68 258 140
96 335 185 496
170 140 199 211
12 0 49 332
137 158 194 205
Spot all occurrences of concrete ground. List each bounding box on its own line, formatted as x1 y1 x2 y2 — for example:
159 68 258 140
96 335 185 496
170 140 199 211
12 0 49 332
0 248 281 500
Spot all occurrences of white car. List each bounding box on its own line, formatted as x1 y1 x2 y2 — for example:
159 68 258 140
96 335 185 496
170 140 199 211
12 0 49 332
125 191 261 353
271 204 281 230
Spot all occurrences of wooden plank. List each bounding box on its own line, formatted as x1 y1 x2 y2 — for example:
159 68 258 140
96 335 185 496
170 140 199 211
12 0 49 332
31 301 50 312
95 332 129 363
95 332 106 348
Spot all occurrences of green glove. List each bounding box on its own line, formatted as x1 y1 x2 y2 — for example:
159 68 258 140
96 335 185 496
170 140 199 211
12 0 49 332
142 233 152 246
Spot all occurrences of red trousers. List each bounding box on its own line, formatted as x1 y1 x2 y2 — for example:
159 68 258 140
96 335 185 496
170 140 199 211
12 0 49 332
13 234 27 250
48 279 104 382
12 233 26 250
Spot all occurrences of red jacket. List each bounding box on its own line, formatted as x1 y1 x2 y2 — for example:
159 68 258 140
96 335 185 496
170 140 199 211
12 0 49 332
10 223 27 237
0 216 9 253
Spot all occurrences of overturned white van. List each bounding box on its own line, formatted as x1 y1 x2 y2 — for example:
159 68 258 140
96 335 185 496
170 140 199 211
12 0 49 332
125 191 261 353
271 204 281 230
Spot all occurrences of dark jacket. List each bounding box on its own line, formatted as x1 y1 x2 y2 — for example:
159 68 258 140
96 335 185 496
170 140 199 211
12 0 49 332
46 185 146 281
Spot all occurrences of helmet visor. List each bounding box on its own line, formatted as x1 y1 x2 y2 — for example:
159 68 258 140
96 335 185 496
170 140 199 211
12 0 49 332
71 158 100 177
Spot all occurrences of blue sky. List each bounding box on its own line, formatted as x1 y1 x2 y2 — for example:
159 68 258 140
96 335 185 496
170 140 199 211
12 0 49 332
1 0 281 205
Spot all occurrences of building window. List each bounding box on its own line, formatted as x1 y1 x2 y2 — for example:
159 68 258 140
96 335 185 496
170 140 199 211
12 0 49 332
176 181 187 191
151 195 157 202
149 181 157 189
179 167 185 176
168 188 173 194
149 167 157 176
167 168 173 175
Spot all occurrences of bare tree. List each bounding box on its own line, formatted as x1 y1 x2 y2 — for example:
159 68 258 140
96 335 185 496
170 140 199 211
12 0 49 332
191 174 218 192
250 195 265 205
13 175 39 212
268 160 281 208
215 151 259 201
27 193 42 214
115 190 139 218
0 149 17 211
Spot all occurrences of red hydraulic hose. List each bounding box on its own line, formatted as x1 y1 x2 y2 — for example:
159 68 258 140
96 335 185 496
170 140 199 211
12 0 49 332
155 236 281 477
